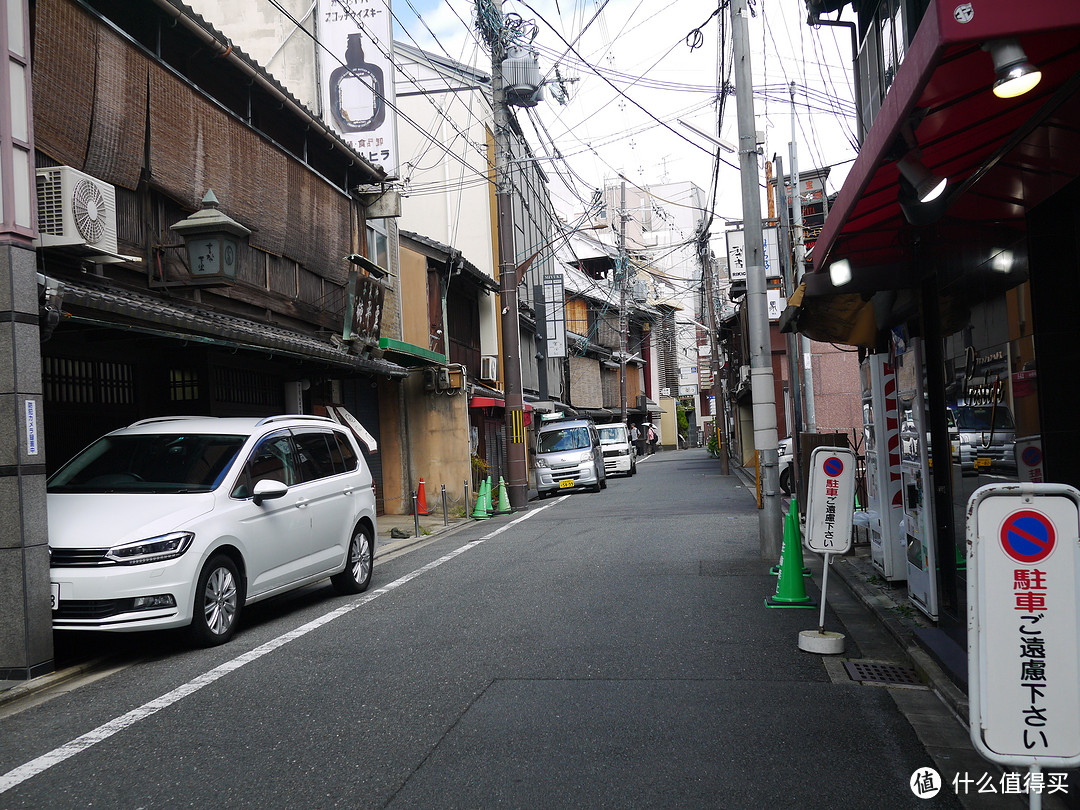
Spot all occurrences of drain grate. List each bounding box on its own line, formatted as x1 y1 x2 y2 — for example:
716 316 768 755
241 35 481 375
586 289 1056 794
844 661 923 687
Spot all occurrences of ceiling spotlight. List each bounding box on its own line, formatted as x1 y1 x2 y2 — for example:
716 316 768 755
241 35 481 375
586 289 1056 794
897 154 947 203
986 39 1042 99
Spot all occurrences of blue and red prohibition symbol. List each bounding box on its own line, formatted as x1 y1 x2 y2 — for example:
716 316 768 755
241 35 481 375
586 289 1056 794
822 456 845 477
1000 510 1056 564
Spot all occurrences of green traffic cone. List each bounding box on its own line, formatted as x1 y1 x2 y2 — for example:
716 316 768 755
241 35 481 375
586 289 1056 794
766 502 817 609
484 475 494 516
771 501 811 577
493 476 512 515
471 478 490 520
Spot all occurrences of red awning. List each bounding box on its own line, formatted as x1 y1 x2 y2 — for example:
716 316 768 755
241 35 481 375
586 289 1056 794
809 0 1080 296
468 397 533 411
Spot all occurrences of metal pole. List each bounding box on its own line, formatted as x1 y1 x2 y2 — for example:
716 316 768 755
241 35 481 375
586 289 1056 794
790 82 816 433
464 479 470 514
413 492 420 538
775 154 804 498
731 0 783 560
489 6 528 510
619 180 629 425
441 483 448 526
818 553 831 634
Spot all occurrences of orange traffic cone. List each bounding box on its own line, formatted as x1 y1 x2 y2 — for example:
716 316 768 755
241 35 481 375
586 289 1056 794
416 477 430 515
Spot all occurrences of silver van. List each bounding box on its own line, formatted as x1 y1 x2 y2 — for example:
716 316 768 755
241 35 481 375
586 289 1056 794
534 418 607 496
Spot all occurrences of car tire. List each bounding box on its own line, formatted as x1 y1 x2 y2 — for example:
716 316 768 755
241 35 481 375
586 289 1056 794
780 467 792 495
331 525 373 595
189 554 242 647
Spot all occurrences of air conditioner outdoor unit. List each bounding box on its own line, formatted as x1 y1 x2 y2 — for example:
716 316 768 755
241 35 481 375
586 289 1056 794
35 166 118 257
480 356 498 382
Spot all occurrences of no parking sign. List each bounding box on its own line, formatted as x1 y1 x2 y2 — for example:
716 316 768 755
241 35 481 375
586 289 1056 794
805 446 856 555
968 484 1080 768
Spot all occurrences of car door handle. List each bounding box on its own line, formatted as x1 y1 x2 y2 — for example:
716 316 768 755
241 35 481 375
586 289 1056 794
295 498 309 509
342 486 354 495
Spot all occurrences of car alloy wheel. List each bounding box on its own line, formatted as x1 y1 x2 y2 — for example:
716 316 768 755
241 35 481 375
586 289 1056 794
332 526 373 595
190 554 241 646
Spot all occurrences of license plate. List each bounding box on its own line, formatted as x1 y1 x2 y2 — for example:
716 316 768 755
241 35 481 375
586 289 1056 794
559 479 575 489
51 583 60 611
974 457 991 470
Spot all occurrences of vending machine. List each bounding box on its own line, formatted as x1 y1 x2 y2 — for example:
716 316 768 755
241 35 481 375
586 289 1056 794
861 353 907 581
896 337 939 619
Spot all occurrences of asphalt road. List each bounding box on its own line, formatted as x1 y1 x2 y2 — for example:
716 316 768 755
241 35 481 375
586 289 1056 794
0 449 965 808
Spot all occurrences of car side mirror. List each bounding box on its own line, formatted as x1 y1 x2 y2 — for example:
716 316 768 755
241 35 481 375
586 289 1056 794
252 478 288 505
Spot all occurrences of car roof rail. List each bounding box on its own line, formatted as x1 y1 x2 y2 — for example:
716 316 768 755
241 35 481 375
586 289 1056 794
255 414 337 427
126 416 205 427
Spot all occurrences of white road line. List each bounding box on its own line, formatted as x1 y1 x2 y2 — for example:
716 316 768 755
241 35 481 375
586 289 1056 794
0 498 565 795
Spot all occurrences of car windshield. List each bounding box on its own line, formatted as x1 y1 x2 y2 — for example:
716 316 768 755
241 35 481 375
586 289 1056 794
953 406 1015 431
598 427 625 445
537 427 591 453
47 434 247 494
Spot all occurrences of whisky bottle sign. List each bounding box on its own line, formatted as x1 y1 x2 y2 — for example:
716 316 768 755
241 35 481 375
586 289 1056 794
318 0 398 177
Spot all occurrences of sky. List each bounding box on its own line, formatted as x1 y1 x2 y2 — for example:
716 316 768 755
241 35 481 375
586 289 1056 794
388 0 861 230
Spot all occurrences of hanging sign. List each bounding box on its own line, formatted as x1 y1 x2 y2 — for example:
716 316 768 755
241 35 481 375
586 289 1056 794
968 484 1080 767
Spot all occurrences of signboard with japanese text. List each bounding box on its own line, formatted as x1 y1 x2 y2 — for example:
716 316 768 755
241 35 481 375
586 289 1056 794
767 288 786 321
543 274 567 358
344 269 384 346
726 227 780 282
968 485 1080 767
317 0 399 176
804 446 856 555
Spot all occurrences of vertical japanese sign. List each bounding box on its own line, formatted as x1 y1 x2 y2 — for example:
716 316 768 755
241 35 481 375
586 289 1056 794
726 228 779 282
805 446 856 555
344 269 384 345
726 229 746 282
543 274 566 358
968 485 1080 767
318 0 398 175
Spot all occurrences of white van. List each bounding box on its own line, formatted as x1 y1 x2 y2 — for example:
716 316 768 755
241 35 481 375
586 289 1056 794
598 424 637 477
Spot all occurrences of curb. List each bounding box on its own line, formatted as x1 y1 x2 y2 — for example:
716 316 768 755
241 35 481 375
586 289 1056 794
0 657 111 709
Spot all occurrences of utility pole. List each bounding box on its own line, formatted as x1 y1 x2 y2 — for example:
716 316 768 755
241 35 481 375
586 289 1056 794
700 228 728 475
480 0 528 510
731 0 782 559
618 180 628 425
789 82 816 432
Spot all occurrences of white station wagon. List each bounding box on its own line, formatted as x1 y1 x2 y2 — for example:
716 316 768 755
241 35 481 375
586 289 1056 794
47 415 377 645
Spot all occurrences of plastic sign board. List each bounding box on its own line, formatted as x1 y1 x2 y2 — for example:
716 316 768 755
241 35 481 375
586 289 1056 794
967 484 1080 767
804 446 856 555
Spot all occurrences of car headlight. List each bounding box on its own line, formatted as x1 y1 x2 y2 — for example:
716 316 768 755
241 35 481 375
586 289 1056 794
106 532 194 565
535 458 548 468
580 452 594 463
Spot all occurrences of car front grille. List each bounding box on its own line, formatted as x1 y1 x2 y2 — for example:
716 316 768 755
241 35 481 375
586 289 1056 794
54 599 131 620
50 548 115 567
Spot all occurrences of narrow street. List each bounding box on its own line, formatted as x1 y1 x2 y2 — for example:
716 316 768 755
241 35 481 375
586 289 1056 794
0 451 998 807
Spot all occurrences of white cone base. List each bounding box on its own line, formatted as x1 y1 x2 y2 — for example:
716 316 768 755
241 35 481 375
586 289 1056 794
798 630 846 655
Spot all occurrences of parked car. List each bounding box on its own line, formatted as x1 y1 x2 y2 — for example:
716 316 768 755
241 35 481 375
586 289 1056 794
534 417 607 496
598 424 637 477
47 415 377 646
778 436 793 494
